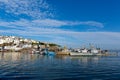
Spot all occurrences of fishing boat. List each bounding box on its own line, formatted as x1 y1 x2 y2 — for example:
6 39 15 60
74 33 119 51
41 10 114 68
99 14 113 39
70 52 95 56
70 48 99 56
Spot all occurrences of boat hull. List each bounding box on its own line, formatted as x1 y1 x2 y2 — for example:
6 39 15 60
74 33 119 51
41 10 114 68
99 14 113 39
70 52 96 56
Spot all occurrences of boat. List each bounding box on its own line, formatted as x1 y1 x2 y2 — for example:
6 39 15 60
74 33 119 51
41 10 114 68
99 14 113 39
70 52 95 56
47 51 55 56
31 48 56 56
69 43 105 56
69 48 100 56
14 47 22 51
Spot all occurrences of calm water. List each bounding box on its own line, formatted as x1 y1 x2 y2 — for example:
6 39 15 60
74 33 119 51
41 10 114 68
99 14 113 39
0 52 120 80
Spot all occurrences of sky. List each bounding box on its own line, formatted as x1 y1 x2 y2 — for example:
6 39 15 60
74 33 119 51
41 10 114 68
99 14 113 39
0 0 120 49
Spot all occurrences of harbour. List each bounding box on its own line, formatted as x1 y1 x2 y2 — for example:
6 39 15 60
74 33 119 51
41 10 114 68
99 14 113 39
0 0 120 80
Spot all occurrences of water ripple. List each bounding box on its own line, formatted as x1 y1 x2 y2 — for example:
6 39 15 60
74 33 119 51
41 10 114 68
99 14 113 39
0 53 120 80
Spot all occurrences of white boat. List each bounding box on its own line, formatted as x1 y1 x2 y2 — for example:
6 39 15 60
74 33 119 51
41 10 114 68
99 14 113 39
69 45 102 56
81 48 88 53
70 52 95 56
91 49 99 54
14 47 22 51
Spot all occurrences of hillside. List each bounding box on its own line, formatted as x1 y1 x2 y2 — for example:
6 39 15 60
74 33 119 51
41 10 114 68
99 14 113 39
0 36 60 52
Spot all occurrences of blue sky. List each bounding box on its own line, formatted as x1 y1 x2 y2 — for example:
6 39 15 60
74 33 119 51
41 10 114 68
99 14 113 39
0 0 120 49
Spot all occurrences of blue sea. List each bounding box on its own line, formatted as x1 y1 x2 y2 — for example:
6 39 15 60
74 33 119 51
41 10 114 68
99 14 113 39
0 52 120 80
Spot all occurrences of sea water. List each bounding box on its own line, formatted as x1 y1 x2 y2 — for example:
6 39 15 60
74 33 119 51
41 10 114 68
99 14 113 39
0 52 120 80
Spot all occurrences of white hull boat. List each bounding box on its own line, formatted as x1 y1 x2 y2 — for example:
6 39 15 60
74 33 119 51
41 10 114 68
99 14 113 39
70 52 96 56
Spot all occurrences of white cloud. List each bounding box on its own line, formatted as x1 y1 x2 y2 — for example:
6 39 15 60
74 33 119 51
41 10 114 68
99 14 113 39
0 0 104 27
32 19 67 27
32 19 104 28
0 0 104 29
78 21 104 28
0 0 118 49
0 27 120 49
0 19 104 29
0 19 106 48
0 0 52 19
64 21 104 28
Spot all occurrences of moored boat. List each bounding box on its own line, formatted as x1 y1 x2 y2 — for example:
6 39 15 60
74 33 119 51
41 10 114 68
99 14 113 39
31 48 56 56
47 51 55 56
70 52 95 56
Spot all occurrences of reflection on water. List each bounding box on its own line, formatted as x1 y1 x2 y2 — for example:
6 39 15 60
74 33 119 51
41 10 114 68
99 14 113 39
0 52 100 63
0 52 120 80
